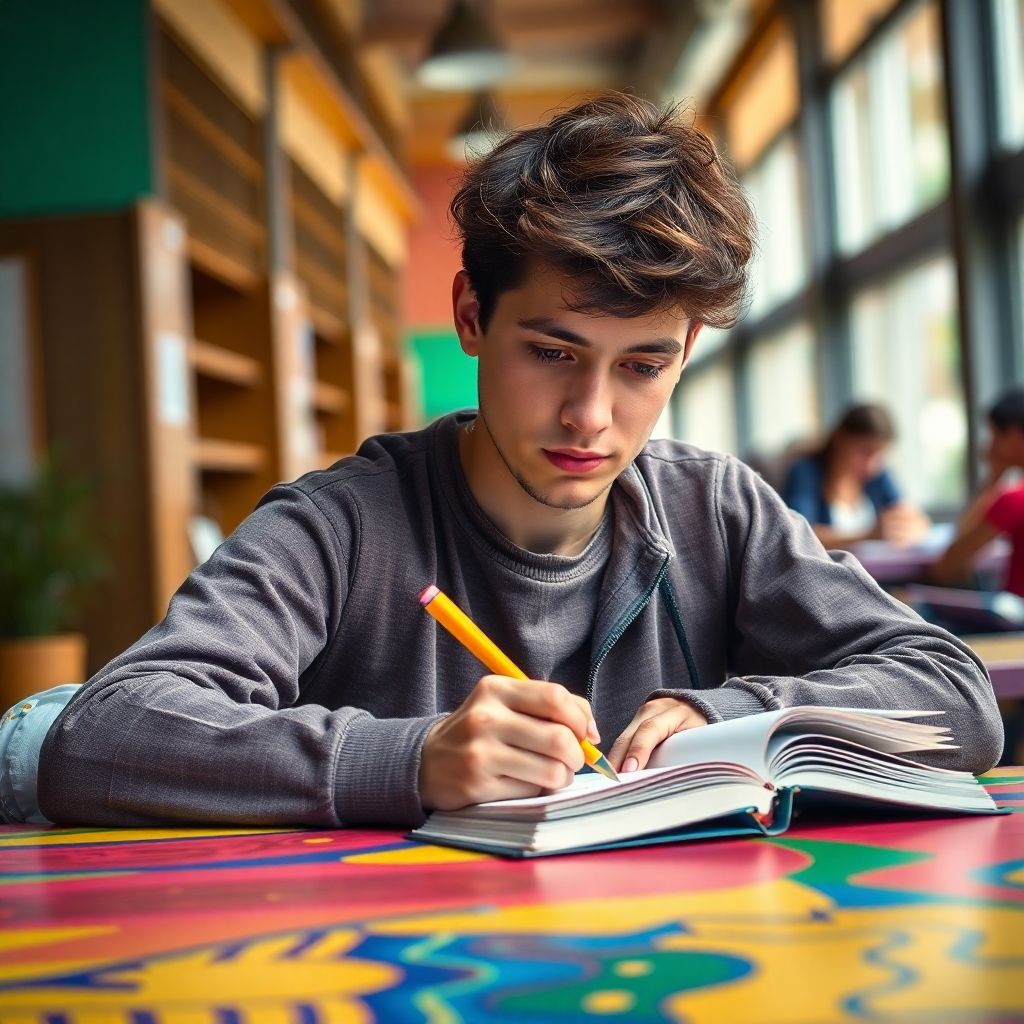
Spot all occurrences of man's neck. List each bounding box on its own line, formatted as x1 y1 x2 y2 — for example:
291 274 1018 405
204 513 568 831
457 419 608 556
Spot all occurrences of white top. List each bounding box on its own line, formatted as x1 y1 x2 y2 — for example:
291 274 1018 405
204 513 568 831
829 494 876 536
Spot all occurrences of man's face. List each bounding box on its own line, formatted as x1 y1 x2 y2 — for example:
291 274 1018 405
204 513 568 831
986 424 1024 470
454 263 698 513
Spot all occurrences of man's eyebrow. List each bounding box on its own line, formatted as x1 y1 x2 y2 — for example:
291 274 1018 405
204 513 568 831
517 317 683 355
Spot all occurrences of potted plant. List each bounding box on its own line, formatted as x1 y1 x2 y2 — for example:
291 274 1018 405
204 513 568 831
0 456 107 708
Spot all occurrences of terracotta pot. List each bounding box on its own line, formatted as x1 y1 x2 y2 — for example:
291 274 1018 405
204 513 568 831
0 634 85 709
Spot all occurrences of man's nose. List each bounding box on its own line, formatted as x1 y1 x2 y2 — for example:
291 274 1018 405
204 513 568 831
561 374 613 436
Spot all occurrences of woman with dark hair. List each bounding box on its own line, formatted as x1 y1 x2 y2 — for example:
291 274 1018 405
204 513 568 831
783 403 929 548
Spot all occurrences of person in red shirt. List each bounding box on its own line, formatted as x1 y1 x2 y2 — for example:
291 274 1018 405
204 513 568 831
933 388 1024 595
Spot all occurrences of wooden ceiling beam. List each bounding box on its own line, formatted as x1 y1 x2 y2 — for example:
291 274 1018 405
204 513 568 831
362 1 662 49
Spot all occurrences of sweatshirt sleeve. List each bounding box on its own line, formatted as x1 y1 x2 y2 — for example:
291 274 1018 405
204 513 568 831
654 457 1003 774
37 484 439 829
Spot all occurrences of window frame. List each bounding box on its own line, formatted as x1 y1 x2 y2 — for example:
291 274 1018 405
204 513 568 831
679 0 1024 510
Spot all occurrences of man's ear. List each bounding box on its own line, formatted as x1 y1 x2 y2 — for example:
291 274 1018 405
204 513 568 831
452 271 484 356
679 321 703 377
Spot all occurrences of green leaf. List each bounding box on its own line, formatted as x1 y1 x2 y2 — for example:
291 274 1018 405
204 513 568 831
0 453 108 637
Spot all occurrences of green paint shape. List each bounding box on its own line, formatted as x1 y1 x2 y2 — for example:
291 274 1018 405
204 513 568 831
496 949 748 1020
770 837 927 890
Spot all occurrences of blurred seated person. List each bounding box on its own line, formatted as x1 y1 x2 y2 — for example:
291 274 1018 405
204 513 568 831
933 388 1024 595
783 403 930 549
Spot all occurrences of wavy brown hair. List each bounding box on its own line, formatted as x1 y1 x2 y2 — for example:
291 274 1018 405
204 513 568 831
450 91 755 330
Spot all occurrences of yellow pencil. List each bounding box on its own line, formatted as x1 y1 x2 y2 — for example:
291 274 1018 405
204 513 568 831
418 583 620 781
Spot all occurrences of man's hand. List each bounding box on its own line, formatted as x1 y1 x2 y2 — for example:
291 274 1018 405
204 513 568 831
418 675 600 810
608 697 708 772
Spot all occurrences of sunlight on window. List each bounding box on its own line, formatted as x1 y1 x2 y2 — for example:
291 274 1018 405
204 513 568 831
744 134 807 319
994 0 1024 148
746 322 819 456
832 1 949 253
850 256 966 507
675 360 737 454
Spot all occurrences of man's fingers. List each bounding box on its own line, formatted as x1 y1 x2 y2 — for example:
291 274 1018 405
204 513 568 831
617 713 682 772
571 694 601 742
421 676 597 811
495 714 586 774
494 677 594 741
607 698 678 768
610 700 706 771
491 746 579 792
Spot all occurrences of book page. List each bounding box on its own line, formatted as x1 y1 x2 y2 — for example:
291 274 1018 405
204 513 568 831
646 711 781 775
466 760 760 817
647 706 950 780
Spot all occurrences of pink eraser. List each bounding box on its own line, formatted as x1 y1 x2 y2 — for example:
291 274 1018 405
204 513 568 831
419 584 439 605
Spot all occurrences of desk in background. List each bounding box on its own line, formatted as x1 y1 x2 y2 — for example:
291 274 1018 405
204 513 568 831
850 535 1009 587
1 771 1022 1023
965 633 1024 698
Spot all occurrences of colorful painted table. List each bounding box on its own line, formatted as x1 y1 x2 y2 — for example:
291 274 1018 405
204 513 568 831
1 769 1022 1023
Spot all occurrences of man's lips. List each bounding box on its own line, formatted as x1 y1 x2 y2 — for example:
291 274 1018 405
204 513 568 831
542 448 610 473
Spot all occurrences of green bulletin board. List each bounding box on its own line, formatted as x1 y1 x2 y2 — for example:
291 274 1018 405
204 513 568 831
408 329 478 420
0 0 153 217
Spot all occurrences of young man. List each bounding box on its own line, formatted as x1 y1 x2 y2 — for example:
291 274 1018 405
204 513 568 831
933 387 1024 596
8 93 1002 828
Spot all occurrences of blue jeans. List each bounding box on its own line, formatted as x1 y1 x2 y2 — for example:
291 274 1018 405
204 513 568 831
0 684 79 824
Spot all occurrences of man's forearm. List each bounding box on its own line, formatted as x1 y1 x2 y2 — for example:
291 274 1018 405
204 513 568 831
37 672 440 828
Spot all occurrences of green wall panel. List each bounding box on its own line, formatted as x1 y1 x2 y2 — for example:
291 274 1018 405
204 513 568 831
408 329 478 421
0 0 153 216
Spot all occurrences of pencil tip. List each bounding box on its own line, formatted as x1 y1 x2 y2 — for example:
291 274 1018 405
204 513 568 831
591 755 620 782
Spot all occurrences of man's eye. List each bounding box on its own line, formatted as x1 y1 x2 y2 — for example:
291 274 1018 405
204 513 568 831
530 346 568 364
628 362 667 379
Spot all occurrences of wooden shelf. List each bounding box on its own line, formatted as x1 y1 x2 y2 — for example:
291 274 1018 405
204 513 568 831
192 438 268 473
191 339 262 386
310 304 346 343
313 380 349 416
294 252 347 307
162 81 262 183
188 237 261 293
291 192 346 256
168 162 264 242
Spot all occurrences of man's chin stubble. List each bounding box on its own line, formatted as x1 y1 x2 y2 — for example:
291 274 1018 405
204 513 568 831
511 470 613 512
476 409 612 512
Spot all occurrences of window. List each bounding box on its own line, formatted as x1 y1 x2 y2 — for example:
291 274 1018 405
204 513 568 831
850 256 966 507
675 360 737 455
994 0 1024 149
690 325 730 366
746 322 819 456
743 134 807 319
831 1 949 253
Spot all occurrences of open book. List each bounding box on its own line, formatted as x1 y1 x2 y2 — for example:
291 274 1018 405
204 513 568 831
410 707 1001 858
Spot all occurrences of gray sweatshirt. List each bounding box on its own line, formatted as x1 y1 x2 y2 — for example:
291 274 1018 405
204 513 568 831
38 413 1003 827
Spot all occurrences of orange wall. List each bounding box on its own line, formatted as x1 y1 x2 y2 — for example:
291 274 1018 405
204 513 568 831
402 165 465 329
